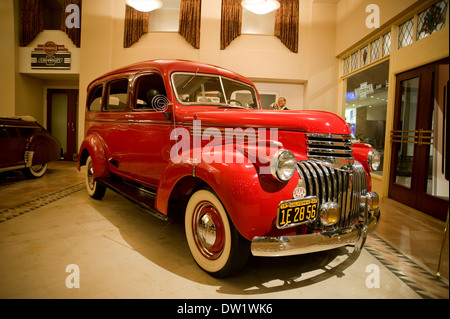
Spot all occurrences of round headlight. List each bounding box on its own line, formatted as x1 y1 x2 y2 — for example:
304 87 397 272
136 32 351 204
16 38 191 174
368 149 381 171
270 150 296 182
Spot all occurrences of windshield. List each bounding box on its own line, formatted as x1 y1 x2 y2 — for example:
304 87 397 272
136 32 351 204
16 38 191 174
171 72 259 109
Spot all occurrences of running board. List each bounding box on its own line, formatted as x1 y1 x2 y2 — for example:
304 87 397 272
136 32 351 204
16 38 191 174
96 177 169 222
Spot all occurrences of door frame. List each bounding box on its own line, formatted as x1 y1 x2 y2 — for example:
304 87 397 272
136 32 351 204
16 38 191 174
46 88 79 161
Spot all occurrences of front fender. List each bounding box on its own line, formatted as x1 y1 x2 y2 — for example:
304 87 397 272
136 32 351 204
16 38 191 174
77 133 110 179
156 148 299 241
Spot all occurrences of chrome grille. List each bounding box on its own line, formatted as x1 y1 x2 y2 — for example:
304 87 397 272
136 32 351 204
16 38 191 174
306 133 354 168
297 160 367 228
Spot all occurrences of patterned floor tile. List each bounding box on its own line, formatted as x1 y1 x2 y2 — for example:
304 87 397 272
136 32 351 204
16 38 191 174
365 234 449 299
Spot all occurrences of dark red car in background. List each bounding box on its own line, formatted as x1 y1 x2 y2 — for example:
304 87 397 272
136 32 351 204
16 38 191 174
0 116 61 178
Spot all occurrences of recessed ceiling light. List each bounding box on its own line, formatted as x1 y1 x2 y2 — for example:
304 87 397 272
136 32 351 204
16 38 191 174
241 0 280 15
126 0 162 12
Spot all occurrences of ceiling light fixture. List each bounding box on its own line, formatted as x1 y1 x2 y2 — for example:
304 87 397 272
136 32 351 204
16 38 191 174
241 0 280 15
125 0 163 12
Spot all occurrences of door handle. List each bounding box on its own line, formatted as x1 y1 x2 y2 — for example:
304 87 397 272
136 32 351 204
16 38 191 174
390 129 433 146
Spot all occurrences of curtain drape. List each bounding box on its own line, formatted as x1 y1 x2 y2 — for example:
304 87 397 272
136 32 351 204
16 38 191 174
124 5 149 48
179 0 202 49
220 0 242 50
20 0 43 47
61 0 82 47
274 0 299 53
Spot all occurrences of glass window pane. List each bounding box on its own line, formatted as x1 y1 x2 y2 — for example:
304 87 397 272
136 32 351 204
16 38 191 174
343 56 350 75
351 52 359 71
344 61 390 176
426 64 449 200
88 85 103 112
172 73 226 105
395 77 419 188
148 0 181 32
107 79 129 111
417 0 448 40
51 94 68 154
398 18 414 49
370 38 380 62
382 32 391 56
242 8 276 35
134 74 167 110
360 46 369 67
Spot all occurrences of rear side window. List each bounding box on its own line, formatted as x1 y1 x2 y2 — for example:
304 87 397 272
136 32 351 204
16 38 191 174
88 85 103 112
106 78 129 111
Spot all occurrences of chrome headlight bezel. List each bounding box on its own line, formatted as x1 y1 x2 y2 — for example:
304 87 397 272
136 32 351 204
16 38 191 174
368 149 381 171
270 149 296 182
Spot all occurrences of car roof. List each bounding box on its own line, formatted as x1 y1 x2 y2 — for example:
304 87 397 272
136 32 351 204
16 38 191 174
87 59 254 92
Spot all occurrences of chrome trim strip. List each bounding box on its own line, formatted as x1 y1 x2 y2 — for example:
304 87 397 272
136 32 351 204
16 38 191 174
0 125 38 129
306 133 353 140
305 140 353 147
24 151 34 168
307 147 353 155
85 118 171 125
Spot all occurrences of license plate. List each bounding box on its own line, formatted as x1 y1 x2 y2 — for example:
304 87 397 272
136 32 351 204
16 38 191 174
277 197 319 229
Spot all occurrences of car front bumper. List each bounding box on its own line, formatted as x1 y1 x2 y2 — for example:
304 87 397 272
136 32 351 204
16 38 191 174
251 206 380 257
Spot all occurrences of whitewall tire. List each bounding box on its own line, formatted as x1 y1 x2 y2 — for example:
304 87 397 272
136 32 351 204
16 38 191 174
24 163 48 179
185 189 250 278
85 156 106 199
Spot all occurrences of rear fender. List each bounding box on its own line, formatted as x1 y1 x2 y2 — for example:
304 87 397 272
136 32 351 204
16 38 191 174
25 133 61 166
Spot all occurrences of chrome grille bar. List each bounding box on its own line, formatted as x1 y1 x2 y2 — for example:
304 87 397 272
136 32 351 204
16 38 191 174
296 160 367 229
306 133 354 169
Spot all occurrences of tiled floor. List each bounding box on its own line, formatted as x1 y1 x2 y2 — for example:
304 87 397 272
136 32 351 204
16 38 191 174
0 161 448 299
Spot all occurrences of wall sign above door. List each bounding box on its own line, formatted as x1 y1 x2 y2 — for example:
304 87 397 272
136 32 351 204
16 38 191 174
31 42 71 70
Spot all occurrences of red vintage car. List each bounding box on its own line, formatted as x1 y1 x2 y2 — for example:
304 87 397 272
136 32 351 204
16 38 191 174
78 60 381 277
0 116 61 178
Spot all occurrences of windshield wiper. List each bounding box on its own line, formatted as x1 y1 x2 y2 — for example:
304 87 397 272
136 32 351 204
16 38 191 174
182 68 199 90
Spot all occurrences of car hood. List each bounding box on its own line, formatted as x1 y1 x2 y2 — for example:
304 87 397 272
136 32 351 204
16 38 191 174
178 108 351 135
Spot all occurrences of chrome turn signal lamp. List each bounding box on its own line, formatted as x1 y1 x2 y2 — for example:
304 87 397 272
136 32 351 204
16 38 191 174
366 192 379 210
319 202 341 226
360 192 380 216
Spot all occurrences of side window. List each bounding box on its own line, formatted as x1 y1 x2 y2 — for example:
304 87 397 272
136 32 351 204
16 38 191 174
88 84 103 112
106 78 129 111
134 74 167 111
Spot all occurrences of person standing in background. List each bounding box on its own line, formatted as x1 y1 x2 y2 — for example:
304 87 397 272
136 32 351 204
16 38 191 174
271 97 289 110
277 97 289 110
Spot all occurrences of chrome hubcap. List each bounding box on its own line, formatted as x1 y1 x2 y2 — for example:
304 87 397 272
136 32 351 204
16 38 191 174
87 161 95 189
193 202 225 260
198 214 217 248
